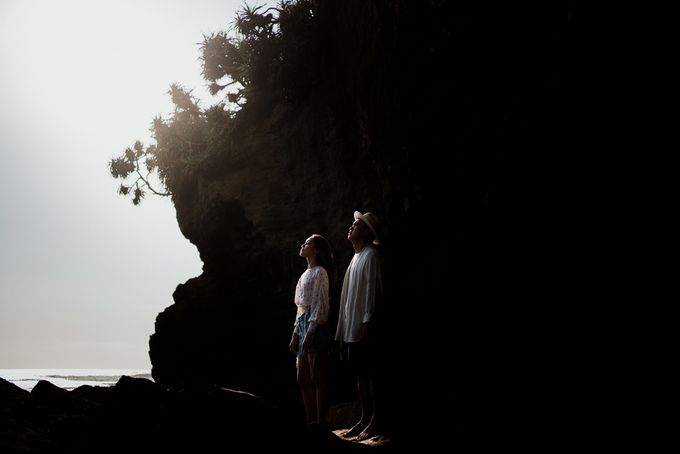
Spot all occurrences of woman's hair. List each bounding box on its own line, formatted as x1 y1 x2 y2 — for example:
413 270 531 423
311 234 334 283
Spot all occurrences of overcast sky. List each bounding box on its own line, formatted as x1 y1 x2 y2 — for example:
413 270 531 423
0 0 254 369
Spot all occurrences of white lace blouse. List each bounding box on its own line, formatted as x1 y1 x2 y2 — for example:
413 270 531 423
293 266 329 334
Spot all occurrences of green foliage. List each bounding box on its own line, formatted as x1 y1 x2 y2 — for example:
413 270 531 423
109 139 159 205
110 1 318 205
200 0 318 107
201 4 278 106
110 83 233 205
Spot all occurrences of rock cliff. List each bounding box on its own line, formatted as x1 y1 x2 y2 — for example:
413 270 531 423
148 0 588 445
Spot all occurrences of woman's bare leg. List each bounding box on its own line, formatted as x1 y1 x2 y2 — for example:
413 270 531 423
297 355 317 423
309 351 327 426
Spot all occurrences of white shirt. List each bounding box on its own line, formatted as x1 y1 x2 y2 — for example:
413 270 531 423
293 266 329 334
335 245 382 343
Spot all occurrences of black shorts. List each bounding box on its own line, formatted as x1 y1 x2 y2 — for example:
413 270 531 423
343 339 376 370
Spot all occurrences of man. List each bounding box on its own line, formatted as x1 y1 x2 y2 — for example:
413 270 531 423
336 211 382 440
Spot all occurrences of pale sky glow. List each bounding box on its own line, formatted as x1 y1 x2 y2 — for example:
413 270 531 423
0 0 251 368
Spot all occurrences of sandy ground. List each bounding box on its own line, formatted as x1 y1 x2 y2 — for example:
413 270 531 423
332 429 392 447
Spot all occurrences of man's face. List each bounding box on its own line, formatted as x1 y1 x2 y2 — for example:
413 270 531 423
348 219 367 242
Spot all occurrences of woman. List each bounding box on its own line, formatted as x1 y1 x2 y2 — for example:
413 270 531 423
289 234 334 428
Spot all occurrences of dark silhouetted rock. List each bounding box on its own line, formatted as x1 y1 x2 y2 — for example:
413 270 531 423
1 378 372 453
0 378 35 454
31 380 72 407
0 376 28 402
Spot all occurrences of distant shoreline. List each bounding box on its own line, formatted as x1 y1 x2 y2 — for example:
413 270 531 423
0 368 152 391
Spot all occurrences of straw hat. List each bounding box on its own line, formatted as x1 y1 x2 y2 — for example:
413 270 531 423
354 211 380 245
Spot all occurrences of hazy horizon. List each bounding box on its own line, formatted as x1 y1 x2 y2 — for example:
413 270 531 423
0 0 254 368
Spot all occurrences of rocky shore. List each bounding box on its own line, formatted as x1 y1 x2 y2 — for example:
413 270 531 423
1 375 390 453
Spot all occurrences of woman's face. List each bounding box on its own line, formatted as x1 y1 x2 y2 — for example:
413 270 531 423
299 237 316 258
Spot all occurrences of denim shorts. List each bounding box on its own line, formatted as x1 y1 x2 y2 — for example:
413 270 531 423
296 311 331 356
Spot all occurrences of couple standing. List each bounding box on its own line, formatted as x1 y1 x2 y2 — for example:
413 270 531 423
288 211 382 441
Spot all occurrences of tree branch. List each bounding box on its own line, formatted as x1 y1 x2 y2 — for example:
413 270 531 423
134 156 171 197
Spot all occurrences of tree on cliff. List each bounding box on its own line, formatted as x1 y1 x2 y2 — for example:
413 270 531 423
109 1 317 205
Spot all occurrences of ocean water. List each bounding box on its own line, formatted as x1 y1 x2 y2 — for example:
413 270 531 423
0 369 152 391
